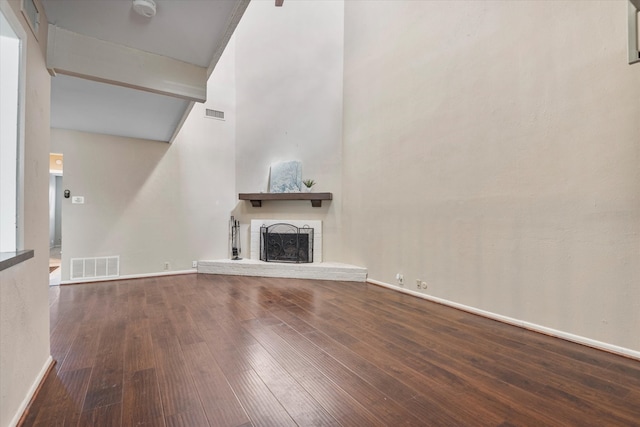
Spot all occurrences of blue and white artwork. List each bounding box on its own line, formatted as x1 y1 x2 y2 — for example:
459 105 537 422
269 160 302 193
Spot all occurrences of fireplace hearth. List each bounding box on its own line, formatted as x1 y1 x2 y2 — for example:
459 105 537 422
260 223 313 263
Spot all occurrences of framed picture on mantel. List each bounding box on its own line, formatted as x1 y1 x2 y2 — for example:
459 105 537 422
269 160 302 193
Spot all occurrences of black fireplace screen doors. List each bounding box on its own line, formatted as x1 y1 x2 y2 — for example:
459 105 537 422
260 223 313 263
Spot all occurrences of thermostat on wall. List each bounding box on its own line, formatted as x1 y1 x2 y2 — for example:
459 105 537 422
71 196 85 204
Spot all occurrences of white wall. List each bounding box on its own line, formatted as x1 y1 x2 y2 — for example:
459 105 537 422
51 0 347 275
51 37 237 281
342 1 640 352
233 0 345 261
0 1 51 426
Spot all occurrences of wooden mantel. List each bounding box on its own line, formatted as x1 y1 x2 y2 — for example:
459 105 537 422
239 192 333 208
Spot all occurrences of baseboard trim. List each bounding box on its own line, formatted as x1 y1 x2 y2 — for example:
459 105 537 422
60 269 196 285
11 355 54 427
367 278 640 361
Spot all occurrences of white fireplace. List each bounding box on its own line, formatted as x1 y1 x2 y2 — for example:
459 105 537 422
197 218 366 282
250 219 322 263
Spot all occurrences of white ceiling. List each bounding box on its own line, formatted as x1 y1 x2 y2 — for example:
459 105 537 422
42 0 249 142
43 0 241 68
51 74 189 142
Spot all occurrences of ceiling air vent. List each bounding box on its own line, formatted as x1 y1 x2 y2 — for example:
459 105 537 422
205 109 225 120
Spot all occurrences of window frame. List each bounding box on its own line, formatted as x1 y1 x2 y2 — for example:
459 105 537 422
1 1 28 267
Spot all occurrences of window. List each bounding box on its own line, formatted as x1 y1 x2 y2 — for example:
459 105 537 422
630 0 640 64
0 5 25 254
20 0 40 40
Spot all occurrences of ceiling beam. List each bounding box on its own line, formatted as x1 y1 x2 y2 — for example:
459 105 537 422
46 25 207 102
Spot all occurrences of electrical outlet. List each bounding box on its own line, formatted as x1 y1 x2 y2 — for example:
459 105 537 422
416 279 421 288
192 261 198 268
396 273 404 285
163 262 170 271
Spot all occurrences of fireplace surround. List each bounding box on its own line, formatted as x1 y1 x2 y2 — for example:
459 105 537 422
199 218 366 280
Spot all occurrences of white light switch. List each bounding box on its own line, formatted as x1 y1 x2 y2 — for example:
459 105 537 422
71 196 85 204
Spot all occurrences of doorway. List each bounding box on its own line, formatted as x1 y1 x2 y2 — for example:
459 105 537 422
49 153 63 286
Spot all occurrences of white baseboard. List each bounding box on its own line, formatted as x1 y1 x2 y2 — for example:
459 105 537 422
60 269 196 285
9 355 54 427
367 278 640 361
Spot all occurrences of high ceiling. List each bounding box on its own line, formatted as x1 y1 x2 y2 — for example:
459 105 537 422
41 0 250 142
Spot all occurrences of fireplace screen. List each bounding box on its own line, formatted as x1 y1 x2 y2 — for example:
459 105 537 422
260 223 313 263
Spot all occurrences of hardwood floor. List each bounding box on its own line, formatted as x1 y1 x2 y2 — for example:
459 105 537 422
23 274 640 426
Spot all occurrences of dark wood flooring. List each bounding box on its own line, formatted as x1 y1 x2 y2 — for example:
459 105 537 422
22 274 640 426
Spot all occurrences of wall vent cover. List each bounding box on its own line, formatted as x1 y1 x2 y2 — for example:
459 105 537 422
205 109 225 120
70 256 119 281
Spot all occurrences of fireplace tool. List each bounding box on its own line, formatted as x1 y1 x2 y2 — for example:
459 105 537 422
230 216 242 260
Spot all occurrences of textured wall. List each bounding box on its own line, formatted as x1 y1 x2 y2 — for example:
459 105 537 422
342 1 640 352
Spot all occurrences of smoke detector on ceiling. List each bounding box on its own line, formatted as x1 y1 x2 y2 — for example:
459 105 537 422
132 0 156 18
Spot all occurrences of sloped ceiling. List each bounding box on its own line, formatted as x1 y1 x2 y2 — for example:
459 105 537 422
41 0 250 142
